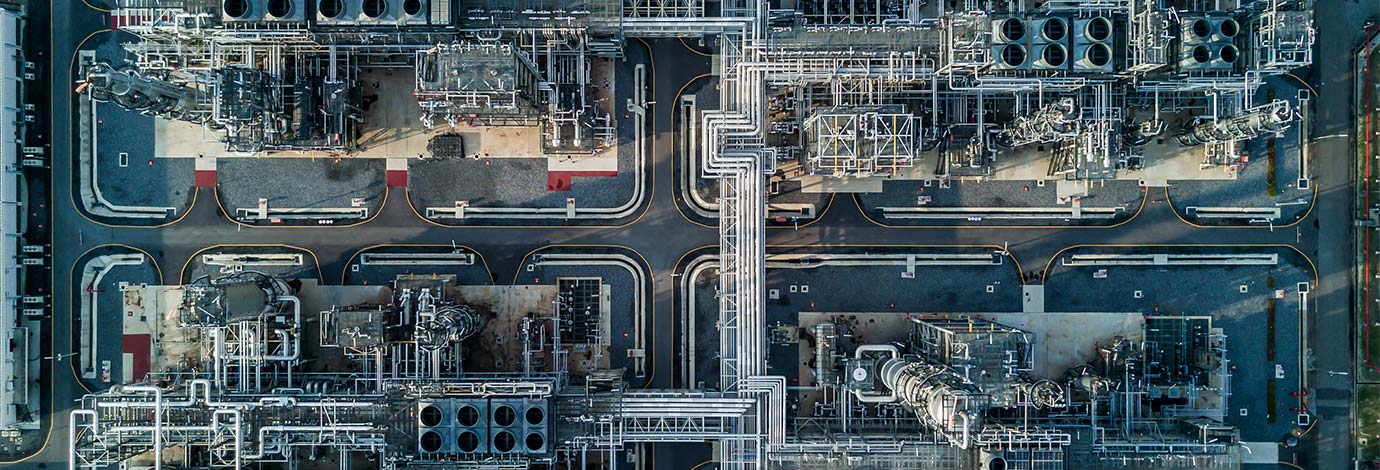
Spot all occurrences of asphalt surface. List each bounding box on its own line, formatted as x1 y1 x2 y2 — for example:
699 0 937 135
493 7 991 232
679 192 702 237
17 0 1364 469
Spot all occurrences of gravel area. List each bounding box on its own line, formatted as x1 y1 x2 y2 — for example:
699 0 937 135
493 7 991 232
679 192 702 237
217 158 385 213
770 180 832 207
409 156 633 209
857 178 1144 226
92 36 196 212
76 249 160 388
1043 247 1311 442
1168 76 1312 225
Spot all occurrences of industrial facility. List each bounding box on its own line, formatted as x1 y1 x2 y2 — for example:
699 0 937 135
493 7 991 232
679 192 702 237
69 260 1247 469
43 0 1319 468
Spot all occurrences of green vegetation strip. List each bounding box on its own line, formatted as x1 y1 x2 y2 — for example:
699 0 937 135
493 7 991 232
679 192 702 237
1267 298 1276 362
1267 139 1278 197
1360 384 1380 460
1366 49 1380 382
1267 378 1277 424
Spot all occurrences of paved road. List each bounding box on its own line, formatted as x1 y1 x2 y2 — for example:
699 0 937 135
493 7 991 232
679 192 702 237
18 0 1362 468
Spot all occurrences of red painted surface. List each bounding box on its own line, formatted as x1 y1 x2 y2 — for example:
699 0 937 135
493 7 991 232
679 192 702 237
195 170 217 187
547 171 618 192
122 334 151 383
386 170 409 187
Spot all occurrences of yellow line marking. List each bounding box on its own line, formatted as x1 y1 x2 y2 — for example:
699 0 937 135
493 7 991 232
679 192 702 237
1040 243 1318 286
82 0 111 12
679 37 712 57
1282 72 1318 97
1163 182 1318 229
402 39 659 230
511 244 656 388
66 30 207 230
67 244 162 394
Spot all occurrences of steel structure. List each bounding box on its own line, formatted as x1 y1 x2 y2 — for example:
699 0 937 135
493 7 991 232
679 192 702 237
69 0 1307 467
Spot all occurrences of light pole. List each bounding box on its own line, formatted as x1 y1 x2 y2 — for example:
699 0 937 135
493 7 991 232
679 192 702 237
44 352 77 361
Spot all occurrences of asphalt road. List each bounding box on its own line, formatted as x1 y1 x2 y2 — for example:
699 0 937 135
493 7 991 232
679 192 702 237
16 0 1363 468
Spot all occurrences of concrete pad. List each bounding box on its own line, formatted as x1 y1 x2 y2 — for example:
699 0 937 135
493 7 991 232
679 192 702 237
153 119 222 158
1239 442 1280 464
194 156 216 171
795 311 1144 383
549 154 619 172
973 312 1144 380
798 175 884 193
293 281 392 314
454 285 611 376
1056 179 1087 202
1023 285 1045 312
1135 138 1240 183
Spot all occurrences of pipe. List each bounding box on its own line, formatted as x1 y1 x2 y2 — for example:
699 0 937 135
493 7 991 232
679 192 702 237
122 385 162 469
851 345 900 403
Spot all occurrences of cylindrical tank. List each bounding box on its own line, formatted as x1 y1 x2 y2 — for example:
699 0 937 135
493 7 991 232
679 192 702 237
813 323 838 385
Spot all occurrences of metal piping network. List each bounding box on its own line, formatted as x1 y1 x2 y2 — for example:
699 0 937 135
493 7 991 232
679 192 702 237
212 295 303 391
70 379 388 470
696 3 789 468
1175 98 1295 146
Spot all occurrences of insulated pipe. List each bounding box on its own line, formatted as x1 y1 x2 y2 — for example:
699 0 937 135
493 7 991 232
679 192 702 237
878 356 982 449
122 386 162 469
851 344 900 403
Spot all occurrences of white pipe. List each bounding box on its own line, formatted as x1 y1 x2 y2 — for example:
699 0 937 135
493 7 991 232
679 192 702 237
122 385 162 469
852 345 900 403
